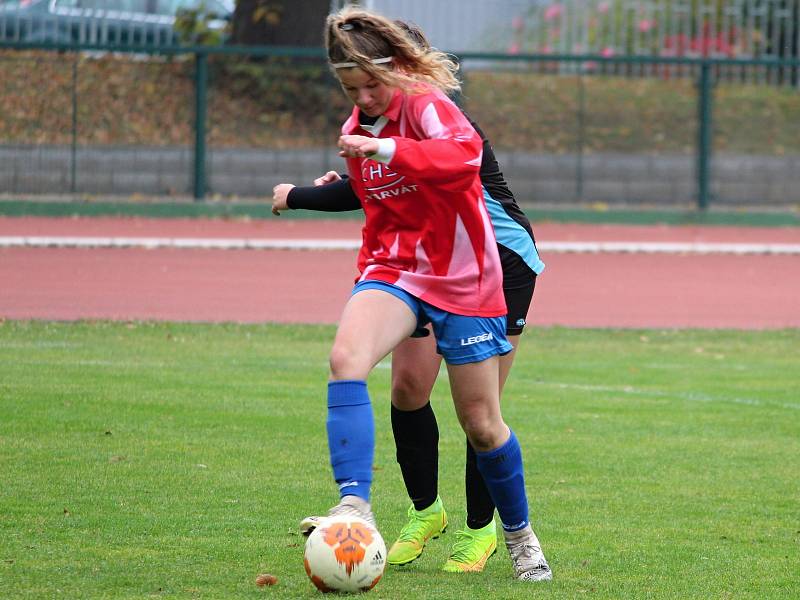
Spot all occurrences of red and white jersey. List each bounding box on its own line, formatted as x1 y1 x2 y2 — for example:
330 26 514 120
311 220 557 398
342 86 506 317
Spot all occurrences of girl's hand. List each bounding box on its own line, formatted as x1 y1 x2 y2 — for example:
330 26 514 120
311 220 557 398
314 171 342 186
271 183 295 216
338 135 379 158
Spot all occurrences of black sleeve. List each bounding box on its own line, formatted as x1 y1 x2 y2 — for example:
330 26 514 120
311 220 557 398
286 176 362 212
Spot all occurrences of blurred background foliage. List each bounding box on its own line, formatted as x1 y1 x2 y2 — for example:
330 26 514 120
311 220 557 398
1 49 799 156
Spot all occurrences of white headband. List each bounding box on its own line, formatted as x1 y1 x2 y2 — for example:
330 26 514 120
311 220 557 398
331 56 393 69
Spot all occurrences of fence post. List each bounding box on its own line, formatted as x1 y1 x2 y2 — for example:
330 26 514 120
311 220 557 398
193 51 208 201
576 66 585 202
70 54 78 194
696 61 713 210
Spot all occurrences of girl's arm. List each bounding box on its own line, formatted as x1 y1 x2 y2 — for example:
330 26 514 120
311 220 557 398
289 176 362 212
272 175 362 215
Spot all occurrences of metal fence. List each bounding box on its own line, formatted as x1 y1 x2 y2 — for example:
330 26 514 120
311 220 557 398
1 42 799 209
362 0 800 86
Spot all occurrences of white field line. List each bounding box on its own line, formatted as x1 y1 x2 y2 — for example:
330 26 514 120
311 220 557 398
535 380 800 411
2 236 800 255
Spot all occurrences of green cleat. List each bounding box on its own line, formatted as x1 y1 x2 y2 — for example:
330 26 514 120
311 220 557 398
442 521 497 573
387 496 448 566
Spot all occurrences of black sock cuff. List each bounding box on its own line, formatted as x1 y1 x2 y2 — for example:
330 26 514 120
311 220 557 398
391 400 434 419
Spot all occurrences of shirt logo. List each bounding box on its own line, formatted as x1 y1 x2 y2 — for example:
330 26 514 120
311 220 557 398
361 161 400 184
361 159 418 202
460 332 493 346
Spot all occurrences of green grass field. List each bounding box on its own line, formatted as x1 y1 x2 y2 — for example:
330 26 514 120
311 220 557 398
1 199 799 227
1 321 798 599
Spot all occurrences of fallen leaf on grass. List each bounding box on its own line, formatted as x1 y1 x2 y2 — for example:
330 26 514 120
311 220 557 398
255 573 278 587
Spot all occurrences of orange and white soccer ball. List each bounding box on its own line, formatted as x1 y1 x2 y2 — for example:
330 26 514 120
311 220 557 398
303 515 386 593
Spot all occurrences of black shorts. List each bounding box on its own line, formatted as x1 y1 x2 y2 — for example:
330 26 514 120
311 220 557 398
504 276 536 336
500 246 537 336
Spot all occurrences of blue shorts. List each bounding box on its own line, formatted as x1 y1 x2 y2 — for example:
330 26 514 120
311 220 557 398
352 280 513 365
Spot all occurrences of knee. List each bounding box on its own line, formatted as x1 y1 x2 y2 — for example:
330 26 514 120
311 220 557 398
391 368 429 410
329 342 368 381
462 418 494 451
461 414 508 452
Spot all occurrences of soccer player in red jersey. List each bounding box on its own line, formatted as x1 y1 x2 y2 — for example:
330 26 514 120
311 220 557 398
274 18 547 576
289 7 551 581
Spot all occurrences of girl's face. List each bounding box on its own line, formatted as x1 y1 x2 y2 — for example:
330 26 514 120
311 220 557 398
337 67 394 117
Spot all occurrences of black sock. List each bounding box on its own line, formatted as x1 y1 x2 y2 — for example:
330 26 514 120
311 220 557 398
465 439 496 529
391 402 439 511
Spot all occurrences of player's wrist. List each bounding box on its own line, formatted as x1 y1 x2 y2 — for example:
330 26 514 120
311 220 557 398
371 138 396 164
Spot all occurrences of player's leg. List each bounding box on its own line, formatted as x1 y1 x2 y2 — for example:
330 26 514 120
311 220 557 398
445 334 520 572
428 309 506 573
464 335 520 521
447 358 550 581
324 287 418 524
386 333 448 565
453 275 535 571
391 333 443 508
465 276 536 526
436 309 550 581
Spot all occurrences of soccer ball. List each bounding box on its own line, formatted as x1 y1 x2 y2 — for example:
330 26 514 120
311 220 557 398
303 515 386 593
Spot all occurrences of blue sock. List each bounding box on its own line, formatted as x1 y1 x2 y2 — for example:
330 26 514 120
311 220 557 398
327 380 374 502
475 430 530 532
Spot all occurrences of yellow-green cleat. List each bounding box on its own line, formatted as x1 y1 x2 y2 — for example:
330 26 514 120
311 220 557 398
387 496 448 566
442 520 497 572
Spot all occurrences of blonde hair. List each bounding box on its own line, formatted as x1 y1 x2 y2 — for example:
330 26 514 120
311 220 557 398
324 7 461 94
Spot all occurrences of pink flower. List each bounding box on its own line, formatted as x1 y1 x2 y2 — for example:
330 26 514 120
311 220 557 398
598 2 610 14
508 42 521 55
638 19 653 33
600 47 615 57
544 4 563 21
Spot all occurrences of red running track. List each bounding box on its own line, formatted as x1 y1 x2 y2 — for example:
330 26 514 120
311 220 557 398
1 216 799 329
